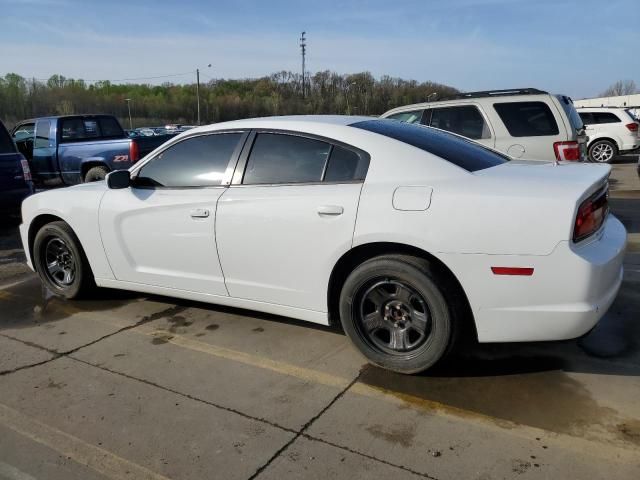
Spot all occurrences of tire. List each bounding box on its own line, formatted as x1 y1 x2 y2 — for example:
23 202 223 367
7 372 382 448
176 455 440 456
339 255 454 374
588 140 617 164
84 166 109 182
33 221 95 299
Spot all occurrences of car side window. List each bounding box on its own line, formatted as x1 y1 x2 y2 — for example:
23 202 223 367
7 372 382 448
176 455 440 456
34 120 51 148
136 133 243 188
387 111 424 124
12 123 35 141
493 102 559 137
429 106 491 140
593 112 621 124
243 133 332 184
579 112 595 125
323 145 368 182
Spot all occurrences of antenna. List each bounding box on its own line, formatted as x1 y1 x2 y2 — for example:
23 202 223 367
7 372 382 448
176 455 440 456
300 31 306 98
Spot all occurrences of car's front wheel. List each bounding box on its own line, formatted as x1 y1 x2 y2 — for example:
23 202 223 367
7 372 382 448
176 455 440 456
339 255 454 374
33 221 94 299
588 140 617 163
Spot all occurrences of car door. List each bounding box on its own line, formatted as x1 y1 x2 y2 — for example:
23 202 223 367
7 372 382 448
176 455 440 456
32 119 59 185
422 104 495 149
99 131 248 295
216 131 369 312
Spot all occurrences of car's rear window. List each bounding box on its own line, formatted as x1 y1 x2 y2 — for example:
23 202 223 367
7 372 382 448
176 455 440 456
61 116 124 141
555 95 584 131
493 101 559 137
351 119 508 172
0 121 17 154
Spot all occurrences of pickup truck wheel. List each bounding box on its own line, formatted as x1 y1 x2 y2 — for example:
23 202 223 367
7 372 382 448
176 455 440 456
84 166 109 182
588 140 617 163
339 255 453 374
33 221 95 299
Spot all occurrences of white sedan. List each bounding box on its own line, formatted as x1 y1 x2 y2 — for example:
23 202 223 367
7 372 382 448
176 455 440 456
19 116 626 373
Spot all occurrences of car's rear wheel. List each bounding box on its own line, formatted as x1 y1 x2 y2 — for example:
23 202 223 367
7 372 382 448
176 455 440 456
339 255 454 374
33 221 94 299
84 166 109 182
588 140 617 163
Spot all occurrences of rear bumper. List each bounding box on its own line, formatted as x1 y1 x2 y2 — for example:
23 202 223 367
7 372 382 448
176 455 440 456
440 215 627 342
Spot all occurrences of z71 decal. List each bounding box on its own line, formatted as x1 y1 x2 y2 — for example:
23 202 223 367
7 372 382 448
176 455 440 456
113 155 129 162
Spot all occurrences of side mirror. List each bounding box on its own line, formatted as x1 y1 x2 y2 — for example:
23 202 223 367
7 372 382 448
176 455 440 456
106 170 131 189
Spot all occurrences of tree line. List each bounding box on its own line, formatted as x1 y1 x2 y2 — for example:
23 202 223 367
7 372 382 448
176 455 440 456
0 71 458 129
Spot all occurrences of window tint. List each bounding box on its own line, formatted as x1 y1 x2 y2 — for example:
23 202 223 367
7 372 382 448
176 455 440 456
136 133 243 187
493 102 559 137
0 122 16 154
243 133 331 184
387 110 424 124
429 106 490 140
593 112 621 124
35 120 50 148
61 118 87 141
351 119 508 172
578 112 594 125
99 117 124 137
324 146 365 182
12 123 35 141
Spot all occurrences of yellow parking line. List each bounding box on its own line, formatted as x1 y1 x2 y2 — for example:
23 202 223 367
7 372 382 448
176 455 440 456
0 403 171 480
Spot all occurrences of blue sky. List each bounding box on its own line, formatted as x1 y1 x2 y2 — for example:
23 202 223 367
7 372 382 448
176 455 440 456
0 0 638 98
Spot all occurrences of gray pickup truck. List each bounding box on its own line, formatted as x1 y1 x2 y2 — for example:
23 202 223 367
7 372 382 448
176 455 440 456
11 115 177 186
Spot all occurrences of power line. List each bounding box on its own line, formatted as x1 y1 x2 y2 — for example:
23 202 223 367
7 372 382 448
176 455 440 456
26 71 196 83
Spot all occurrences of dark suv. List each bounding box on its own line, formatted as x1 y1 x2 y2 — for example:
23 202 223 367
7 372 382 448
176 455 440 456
0 119 34 216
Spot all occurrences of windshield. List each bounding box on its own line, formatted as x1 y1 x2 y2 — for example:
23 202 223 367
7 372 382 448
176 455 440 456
352 119 509 172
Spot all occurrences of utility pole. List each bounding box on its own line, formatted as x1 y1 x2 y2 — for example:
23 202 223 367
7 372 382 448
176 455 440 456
300 31 306 98
125 98 133 130
196 68 201 125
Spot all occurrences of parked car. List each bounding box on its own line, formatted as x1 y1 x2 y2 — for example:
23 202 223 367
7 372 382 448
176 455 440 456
19 116 625 374
11 115 178 185
577 108 640 163
381 88 587 162
0 119 34 216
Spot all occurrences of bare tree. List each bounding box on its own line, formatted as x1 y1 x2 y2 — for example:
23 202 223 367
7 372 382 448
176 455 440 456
600 80 638 97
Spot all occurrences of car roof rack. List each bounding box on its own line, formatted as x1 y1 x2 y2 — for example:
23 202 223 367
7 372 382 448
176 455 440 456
442 88 548 101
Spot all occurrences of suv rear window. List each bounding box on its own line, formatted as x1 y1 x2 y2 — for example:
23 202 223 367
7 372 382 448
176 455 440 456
0 122 16 154
493 101 559 137
352 119 508 172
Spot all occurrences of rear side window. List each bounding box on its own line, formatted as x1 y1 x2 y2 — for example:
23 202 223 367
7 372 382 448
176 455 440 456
352 119 508 172
35 120 51 148
324 146 368 182
136 133 243 187
0 122 16 154
99 117 124 137
593 112 621 124
493 102 559 137
428 106 491 140
243 134 331 184
387 111 424 124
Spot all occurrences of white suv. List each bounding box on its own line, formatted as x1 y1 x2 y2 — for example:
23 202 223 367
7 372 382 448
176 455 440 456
577 108 640 163
381 88 587 162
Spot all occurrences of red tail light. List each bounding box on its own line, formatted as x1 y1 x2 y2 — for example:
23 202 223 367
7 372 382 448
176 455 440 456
573 188 609 242
553 141 580 161
129 140 140 163
491 267 534 276
20 158 32 181
625 122 638 132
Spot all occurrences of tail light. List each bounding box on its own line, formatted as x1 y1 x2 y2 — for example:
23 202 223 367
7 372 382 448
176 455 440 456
573 187 609 242
20 158 32 181
554 141 580 161
625 122 638 133
129 140 140 163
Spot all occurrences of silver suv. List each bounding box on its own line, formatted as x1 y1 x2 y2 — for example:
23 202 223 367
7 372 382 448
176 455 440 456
381 88 587 162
